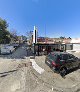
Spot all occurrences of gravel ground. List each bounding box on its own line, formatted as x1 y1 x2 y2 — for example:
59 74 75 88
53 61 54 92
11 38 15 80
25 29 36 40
0 58 31 92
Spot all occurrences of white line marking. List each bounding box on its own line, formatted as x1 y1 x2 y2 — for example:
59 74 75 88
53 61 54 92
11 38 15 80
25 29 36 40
30 59 45 74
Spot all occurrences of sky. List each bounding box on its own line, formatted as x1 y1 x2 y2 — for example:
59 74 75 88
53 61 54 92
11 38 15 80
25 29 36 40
0 0 80 38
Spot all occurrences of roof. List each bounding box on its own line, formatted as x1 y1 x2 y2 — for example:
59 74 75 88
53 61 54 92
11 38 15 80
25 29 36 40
50 51 69 55
70 38 80 43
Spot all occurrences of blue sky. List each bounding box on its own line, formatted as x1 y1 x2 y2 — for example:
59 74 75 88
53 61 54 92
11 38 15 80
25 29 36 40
0 0 80 38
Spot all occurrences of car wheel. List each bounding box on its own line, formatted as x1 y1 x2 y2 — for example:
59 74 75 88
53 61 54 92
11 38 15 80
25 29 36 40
52 67 57 73
60 67 67 77
10 50 12 54
50 64 53 68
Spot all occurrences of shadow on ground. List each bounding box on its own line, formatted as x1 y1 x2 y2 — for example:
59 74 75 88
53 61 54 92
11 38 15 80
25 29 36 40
66 67 79 75
0 70 17 77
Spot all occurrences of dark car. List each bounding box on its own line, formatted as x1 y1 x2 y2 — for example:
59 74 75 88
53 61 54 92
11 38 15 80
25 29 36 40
45 52 80 77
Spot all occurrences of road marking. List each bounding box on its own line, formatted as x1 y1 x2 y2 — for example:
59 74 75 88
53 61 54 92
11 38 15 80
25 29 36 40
30 59 45 74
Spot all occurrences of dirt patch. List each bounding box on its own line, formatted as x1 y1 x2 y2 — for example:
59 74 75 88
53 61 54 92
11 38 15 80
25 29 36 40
0 55 80 92
17 62 32 68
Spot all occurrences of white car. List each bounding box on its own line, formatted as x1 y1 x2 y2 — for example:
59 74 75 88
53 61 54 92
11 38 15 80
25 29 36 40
1 45 15 54
10 43 19 48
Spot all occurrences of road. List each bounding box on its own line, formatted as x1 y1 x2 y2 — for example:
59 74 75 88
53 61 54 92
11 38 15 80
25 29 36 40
0 43 33 59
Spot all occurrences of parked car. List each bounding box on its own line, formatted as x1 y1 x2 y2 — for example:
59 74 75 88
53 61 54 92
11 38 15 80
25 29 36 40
1 45 15 54
45 52 80 77
10 43 19 49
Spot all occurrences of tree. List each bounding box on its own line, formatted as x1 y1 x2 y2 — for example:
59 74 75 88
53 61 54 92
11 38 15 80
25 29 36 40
60 36 65 39
26 31 33 45
10 29 18 41
0 18 8 30
0 18 11 44
26 31 33 40
68 37 71 39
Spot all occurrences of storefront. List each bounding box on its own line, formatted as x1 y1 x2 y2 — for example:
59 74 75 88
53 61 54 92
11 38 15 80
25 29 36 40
32 43 66 56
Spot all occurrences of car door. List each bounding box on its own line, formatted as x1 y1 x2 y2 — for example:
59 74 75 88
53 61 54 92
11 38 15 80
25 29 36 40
62 54 73 69
46 54 52 67
48 54 56 67
47 54 57 68
68 54 77 68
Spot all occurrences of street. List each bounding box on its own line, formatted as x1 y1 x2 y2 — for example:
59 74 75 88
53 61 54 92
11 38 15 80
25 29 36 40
0 43 33 59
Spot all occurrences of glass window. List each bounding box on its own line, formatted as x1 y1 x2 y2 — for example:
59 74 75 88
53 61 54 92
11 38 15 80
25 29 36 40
57 55 62 60
66 44 73 50
48 54 57 62
69 54 75 59
61 54 68 60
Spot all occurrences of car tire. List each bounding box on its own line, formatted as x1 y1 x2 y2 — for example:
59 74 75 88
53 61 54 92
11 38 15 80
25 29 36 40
52 67 57 73
50 64 53 68
10 50 12 54
59 67 67 77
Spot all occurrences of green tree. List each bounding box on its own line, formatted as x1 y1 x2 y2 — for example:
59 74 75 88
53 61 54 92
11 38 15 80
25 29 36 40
60 36 65 39
0 18 11 44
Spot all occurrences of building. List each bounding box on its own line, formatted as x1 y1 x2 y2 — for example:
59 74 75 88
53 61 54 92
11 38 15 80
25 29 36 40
32 26 79 55
66 38 80 53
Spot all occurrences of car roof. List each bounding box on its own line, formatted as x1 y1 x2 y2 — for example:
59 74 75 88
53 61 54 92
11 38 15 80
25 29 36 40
50 51 69 55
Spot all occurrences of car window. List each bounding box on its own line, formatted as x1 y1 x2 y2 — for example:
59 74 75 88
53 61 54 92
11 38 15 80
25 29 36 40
61 54 68 60
69 54 75 59
48 54 50 57
57 55 62 60
48 54 57 62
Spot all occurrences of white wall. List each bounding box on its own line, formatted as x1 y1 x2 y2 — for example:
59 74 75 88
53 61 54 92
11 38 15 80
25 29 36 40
33 26 38 43
73 44 80 51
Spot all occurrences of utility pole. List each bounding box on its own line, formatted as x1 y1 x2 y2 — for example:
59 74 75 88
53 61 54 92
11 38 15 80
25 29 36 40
45 25 47 43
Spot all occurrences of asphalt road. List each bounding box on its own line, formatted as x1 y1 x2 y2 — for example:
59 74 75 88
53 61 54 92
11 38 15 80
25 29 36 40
0 43 33 59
